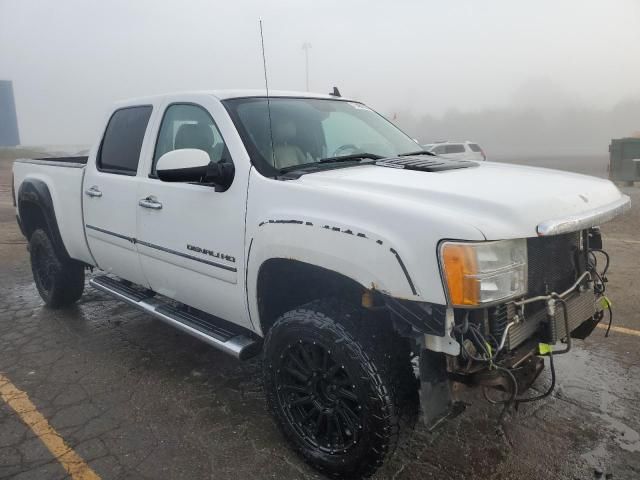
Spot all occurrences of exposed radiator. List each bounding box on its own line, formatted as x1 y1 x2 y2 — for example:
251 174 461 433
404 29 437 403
506 289 596 350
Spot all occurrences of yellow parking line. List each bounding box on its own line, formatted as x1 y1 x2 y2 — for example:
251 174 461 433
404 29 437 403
596 323 640 337
0 373 101 480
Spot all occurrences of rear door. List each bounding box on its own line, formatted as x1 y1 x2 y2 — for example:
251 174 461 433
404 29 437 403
83 105 153 286
135 98 251 327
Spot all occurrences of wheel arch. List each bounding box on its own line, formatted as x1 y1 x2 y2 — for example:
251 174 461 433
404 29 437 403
17 179 70 259
255 258 368 337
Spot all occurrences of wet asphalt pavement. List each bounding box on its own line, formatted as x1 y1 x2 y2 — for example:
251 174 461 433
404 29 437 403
0 150 639 479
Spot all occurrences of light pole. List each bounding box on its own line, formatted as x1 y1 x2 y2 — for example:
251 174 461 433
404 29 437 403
302 42 312 91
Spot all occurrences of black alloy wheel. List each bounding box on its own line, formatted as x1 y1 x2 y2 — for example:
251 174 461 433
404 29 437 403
263 299 402 478
275 339 364 454
32 239 56 294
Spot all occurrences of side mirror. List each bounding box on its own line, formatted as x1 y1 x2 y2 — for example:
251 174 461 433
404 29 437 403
156 149 211 182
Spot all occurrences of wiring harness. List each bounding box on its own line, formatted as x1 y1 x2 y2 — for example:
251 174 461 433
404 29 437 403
454 236 613 417
588 247 613 336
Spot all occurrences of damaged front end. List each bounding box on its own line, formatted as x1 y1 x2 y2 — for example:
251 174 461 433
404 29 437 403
387 227 613 428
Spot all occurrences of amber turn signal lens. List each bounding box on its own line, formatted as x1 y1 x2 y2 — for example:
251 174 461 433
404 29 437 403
440 239 527 306
441 244 480 305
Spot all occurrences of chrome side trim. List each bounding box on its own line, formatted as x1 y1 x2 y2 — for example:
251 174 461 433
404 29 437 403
536 195 631 236
86 224 134 243
136 240 237 272
84 225 237 272
89 277 257 359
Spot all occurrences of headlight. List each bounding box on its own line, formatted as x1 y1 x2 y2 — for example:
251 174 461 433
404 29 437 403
439 239 527 306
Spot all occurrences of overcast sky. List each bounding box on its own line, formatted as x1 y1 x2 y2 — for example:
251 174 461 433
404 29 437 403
1 0 640 145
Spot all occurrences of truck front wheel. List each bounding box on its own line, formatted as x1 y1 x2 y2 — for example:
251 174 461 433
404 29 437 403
263 299 402 478
29 228 84 308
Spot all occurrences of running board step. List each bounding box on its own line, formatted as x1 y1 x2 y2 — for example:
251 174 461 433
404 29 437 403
89 275 260 360
92 275 151 302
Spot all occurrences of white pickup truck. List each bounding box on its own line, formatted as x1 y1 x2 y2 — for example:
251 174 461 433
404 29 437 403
12 90 630 478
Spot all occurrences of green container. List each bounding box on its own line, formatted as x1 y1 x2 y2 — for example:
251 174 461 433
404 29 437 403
609 137 640 183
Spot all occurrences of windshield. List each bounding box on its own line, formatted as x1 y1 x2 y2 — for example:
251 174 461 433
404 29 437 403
223 97 420 174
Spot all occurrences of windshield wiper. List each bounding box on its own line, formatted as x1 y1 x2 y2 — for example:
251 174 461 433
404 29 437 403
318 152 384 163
279 153 383 173
398 150 436 157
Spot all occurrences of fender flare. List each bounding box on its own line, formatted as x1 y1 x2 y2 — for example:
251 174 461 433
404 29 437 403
17 179 71 260
249 223 418 295
245 221 421 335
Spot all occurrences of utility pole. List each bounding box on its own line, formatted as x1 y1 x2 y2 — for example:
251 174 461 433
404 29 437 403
302 42 312 91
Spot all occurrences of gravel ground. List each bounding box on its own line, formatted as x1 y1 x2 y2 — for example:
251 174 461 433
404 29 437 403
0 149 638 479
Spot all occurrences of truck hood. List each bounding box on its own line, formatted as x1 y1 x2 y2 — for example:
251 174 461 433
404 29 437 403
297 160 630 239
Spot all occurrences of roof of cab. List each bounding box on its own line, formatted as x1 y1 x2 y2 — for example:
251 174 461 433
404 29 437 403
115 89 354 107
210 89 352 101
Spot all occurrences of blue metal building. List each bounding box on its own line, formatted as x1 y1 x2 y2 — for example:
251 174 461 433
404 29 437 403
0 80 20 147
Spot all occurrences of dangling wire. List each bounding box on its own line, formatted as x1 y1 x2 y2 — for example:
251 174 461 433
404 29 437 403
515 352 556 405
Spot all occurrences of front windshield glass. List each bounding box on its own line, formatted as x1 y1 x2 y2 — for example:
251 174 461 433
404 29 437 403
224 97 420 173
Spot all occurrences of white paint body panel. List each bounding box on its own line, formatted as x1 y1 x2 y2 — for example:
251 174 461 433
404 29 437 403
135 93 252 330
83 169 149 287
12 90 630 339
12 160 95 265
293 161 626 240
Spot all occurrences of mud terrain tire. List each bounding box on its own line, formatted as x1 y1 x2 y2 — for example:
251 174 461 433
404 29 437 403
29 228 84 308
263 298 408 478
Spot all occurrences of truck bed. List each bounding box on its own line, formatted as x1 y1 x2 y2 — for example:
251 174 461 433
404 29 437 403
13 157 94 265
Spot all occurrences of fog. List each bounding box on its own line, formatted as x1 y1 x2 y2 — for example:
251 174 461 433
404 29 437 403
1 0 640 156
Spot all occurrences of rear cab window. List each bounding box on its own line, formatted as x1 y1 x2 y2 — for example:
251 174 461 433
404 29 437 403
97 106 153 175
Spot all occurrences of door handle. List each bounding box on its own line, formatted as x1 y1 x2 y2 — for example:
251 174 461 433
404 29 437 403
85 186 102 198
139 196 163 210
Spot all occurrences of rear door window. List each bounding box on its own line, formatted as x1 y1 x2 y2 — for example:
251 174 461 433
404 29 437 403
98 106 152 175
445 144 465 154
468 143 481 152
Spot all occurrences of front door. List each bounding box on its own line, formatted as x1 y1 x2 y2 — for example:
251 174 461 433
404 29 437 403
136 100 250 328
83 105 153 287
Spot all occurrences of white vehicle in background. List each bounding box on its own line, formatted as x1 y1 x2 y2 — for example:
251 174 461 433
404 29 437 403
12 90 630 478
423 141 487 161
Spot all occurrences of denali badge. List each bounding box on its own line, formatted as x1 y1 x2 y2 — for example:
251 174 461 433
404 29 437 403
187 244 236 263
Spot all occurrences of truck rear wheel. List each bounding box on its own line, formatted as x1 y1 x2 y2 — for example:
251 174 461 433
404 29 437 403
29 228 84 308
263 299 403 478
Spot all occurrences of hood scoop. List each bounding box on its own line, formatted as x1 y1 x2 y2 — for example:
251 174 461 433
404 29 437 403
375 156 477 172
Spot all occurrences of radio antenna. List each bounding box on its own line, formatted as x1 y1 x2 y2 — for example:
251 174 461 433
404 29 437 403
259 20 276 167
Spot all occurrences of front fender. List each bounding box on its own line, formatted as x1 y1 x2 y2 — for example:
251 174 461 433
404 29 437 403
246 219 420 334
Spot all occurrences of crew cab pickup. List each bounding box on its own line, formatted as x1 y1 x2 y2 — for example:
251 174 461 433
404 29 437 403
12 90 630 478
